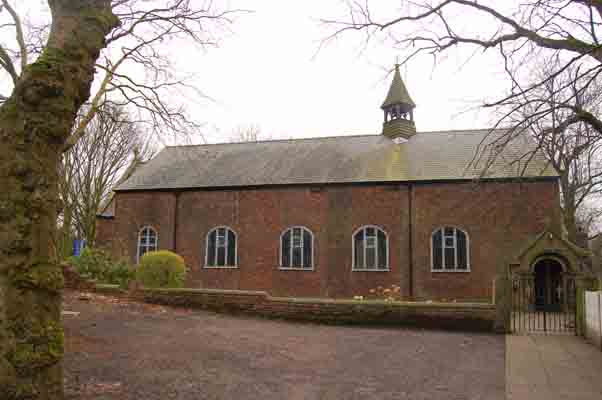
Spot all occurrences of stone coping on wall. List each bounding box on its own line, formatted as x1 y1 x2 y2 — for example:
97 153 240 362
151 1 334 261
140 287 494 308
131 287 497 332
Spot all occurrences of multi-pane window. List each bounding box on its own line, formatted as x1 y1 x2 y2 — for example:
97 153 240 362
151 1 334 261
206 227 237 267
431 227 469 271
353 226 388 270
281 227 313 269
137 226 158 262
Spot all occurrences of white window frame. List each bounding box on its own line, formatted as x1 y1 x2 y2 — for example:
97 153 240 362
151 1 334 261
430 226 470 272
352 225 389 271
137 225 158 263
279 226 314 270
204 226 238 269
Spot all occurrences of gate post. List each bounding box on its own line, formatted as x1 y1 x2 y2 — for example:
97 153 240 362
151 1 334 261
576 276 598 336
494 264 513 333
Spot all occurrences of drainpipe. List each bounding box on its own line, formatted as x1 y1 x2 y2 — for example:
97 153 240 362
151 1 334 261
173 191 180 253
408 183 414 299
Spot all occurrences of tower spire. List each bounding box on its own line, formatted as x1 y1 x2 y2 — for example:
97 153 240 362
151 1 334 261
381 64 416 140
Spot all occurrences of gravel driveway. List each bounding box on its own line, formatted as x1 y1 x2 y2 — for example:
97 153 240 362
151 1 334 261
63 290 504 400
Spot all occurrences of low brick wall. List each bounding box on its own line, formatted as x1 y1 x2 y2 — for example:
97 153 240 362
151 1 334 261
132 288 497 332
94 284 128 296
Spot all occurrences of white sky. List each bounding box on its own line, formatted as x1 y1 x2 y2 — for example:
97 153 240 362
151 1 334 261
1 0 512 145
193 1 507 143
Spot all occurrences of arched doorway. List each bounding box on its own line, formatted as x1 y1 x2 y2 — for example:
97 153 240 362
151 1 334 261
511 255 577 333
532 258 563 311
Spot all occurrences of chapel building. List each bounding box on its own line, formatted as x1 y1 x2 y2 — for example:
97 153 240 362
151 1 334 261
96 66 561 301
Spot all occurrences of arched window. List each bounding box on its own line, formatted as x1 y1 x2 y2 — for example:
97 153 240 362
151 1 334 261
431 227 469 272
205 226 237 268
353 226 388 271
137 226 158 262
280 226 314 270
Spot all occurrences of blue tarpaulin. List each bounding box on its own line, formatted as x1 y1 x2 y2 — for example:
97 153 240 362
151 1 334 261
72 239 86 256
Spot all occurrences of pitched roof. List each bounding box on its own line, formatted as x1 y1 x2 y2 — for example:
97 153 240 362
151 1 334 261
114 129 557 191
405 129 555 180
381 65 416 109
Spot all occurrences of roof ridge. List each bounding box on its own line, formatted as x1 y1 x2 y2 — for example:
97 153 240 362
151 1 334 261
165 134 388 148
415 128 507 135
164 128 509 149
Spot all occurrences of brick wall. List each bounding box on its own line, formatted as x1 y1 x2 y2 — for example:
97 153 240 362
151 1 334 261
111 191 177 262
95 217 114 250
133 287 497 332
174 185 408 299
102 179 559 301
412 180 559 301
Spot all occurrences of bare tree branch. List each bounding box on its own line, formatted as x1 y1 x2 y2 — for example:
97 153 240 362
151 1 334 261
1 0 26 71
59 103 154 246
0 41 17 84
324 0 602 237
228 123 269 143
5 0 247 153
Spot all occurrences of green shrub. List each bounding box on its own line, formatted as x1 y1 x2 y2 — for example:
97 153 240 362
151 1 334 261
104 261 135 289
136 250 186 289
69 248 134 289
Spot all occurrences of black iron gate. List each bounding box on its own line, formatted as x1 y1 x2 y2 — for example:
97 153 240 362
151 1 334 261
511 273 577 334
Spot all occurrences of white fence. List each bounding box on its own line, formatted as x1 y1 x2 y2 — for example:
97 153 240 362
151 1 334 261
585 291 602 349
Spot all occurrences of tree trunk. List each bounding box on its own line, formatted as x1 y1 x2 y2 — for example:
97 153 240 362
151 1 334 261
560 174 578 244
564 204 578 244
0 2 118 399
58 208 74 261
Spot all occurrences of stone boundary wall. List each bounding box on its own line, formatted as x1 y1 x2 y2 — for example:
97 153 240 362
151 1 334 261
130 287 497 332
585 291 602 350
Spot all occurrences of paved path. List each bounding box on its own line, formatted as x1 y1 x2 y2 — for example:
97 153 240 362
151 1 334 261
506 335 602 400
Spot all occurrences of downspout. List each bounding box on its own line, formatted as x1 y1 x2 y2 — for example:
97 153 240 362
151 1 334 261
173 192 180 253
408 182 414 299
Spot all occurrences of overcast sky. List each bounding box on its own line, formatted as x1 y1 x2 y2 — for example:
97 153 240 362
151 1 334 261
192 1 508 143
1 1 512 145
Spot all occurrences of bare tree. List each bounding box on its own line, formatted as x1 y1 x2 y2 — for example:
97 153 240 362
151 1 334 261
0 3 119 398
0 1 242 398
0 0 244 150
577 200 602 234
229 123 268 143
323 0 602 238
506 59 602 242
58 104 153 257
322 1 602 139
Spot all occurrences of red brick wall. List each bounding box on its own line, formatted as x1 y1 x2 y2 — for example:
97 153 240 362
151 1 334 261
175 186 408 299
111 191 177 263
108 179 559 301
95 217 114 250
95 199 116 250
411 180 560 301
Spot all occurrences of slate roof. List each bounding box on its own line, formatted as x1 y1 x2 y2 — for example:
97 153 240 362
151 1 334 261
115 129 557 191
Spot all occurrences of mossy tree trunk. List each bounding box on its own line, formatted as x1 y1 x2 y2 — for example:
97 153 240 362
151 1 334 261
0 1 118 399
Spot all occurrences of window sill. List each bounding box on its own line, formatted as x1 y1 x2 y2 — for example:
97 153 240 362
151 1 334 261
352 268 390 272
431 269 471 273
278 267 314 271
203 265 238 269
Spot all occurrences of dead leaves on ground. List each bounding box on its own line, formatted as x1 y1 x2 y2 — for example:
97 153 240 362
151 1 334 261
66 290 195 316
